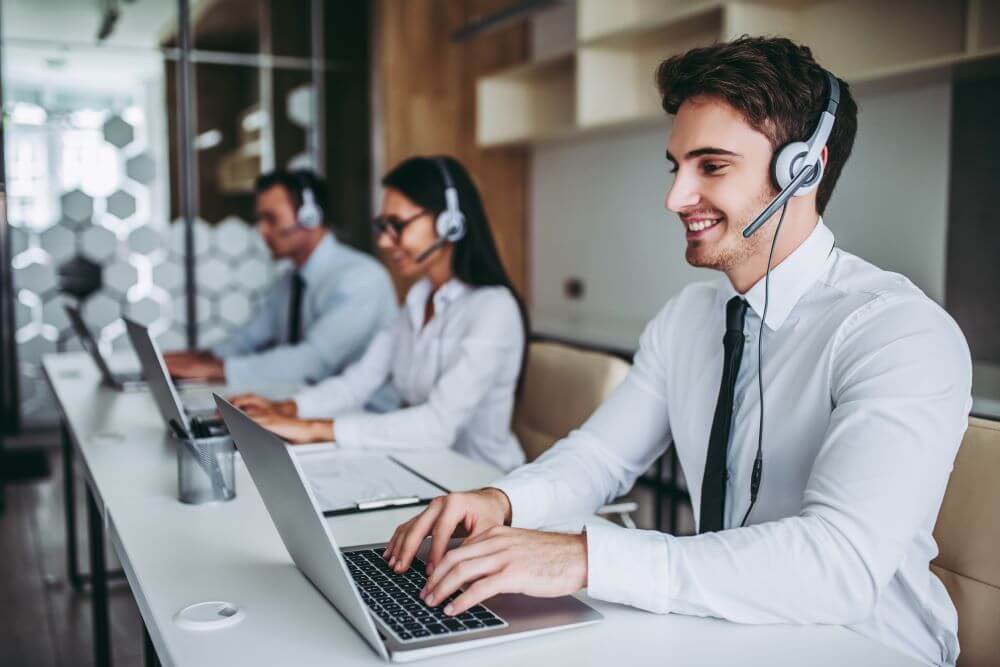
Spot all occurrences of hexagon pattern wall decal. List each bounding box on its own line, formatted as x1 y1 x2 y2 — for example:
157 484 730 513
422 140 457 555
127 296 163 326
107 189 137 220
42 297 71 333
127 224 160 255
19 334 56 364
57 255 103 300
61 189 94 224
126 153 155 184
102 115 134 149
15 261 58 296
152 259 184 291
168 218 211 257
104 260 139 297
15 294 33 330
215 217 252 258
40 225 77 264
13 162 278 425
11 225 31 256
83 292 121 329
80 225 117 262
196 256 231 293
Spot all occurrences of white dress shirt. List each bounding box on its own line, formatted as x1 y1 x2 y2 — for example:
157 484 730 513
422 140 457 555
294 278 527 472
494 221 971 666
211 233 397 386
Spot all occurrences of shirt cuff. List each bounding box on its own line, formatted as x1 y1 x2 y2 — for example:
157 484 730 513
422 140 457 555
331 414 364 448
585 522 672 613
294 387 330 420
490 476 550 529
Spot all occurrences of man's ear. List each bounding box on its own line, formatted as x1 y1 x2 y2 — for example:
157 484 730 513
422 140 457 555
819 144 829 168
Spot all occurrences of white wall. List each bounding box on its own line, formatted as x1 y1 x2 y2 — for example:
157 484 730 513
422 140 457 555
530 79 953 333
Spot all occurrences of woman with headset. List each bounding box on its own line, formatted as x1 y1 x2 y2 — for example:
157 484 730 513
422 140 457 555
229 156 529 472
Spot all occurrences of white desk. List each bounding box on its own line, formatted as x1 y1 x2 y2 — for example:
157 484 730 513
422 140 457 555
43 352 923 667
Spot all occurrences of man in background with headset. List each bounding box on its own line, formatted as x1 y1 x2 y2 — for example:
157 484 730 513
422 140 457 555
382 37 971 666
165 169 397 387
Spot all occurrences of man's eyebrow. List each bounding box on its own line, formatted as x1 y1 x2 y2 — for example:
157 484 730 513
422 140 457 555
686 147 741 159
666 147 741 163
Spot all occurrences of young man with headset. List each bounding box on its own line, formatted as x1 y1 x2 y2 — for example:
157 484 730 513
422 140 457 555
382 38 971 666
165 169 397 387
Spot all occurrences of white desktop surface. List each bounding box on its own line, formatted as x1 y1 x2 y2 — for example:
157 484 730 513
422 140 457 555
43 352 922 667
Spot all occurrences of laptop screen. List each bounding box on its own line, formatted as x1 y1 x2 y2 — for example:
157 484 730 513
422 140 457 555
123 317 191 434
64 304 118 386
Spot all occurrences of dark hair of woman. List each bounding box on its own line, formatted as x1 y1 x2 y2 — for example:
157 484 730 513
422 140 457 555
381 155 530 391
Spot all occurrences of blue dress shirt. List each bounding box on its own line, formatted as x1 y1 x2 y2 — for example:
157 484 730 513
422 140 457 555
212 233 397 387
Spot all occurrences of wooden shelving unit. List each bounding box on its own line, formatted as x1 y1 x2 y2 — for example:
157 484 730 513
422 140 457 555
476 0 1000 148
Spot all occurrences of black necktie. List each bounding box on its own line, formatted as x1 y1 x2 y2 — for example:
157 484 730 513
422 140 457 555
699 296 748 533
288 272 305 345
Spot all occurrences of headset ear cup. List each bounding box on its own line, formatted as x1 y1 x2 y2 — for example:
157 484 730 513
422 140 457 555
773 141 810 191
796 159 824 196
436 210 466 242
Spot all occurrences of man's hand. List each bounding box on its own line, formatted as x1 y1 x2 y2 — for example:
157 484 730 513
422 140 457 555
164 351 225 381
418 527 588 616
252 413 332 444
383 490 512 577
228 393 297 418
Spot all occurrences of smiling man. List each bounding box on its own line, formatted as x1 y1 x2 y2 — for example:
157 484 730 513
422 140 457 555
382 37 972 666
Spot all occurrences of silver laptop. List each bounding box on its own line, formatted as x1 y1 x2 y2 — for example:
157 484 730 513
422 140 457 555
215 395 603 662
65 304 147 391
123 317 225 438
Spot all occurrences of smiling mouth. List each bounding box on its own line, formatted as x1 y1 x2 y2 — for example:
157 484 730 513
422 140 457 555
682 216 724 236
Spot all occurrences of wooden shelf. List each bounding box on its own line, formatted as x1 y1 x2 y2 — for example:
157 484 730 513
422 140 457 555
577 0 721 44
577 6 722 129
476 0 1000 148
476 52 575 148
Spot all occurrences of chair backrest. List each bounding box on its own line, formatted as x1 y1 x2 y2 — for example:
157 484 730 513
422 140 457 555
931 416 1000 667
512 341 631 462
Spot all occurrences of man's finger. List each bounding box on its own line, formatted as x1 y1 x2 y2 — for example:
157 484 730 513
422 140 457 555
424 555 503 608
443 574 507 616
423 538 502 594
394 502 444 573
427 500 466 572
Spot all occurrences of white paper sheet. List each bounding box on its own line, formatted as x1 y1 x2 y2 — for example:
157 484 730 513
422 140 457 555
295 450 446 513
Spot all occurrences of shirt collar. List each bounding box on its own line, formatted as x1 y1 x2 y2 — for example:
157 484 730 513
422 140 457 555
719 218 835 331
405 278 471 331
298 232 337 286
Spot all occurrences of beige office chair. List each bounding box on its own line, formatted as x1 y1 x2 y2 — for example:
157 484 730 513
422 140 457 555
931 416 1000 667
512 341 637 527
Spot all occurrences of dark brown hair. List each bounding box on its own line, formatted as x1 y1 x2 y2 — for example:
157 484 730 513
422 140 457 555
656 36 858 214
382 155 530 392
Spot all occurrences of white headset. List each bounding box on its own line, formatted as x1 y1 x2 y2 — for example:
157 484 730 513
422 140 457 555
414 158 467 262
742 70 840 238
295 172 323 230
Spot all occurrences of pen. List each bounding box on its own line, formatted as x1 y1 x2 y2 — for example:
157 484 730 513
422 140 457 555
356 496 421 511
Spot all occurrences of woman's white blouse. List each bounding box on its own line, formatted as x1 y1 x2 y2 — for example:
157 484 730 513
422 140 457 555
293 278 527 472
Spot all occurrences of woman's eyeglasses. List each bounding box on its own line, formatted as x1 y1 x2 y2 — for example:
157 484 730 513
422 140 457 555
371 211 428 242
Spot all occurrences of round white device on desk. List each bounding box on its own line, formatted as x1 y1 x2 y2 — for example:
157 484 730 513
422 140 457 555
174 601 245 631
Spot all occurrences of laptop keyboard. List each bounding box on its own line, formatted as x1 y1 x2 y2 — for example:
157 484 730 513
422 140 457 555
344 549 508 643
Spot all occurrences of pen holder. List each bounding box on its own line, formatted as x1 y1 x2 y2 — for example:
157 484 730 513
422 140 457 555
176 434 236 504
